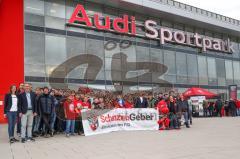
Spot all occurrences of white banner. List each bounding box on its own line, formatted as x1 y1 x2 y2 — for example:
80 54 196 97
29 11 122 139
81 108 159 136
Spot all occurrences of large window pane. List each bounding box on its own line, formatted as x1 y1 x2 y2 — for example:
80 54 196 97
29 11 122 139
136 46 151 83
225 60 233 85
187 54 198 85
25 64 46 77
45 1 65 18
24 0 44 15
66 37 86 58
216 58 226 86
85 39 104 82
163 50 176 83
233 61 240 84
136 46 150 62
120 40 136 61
198 56 208 85
25 13 45 26
207 57 217 85
25 31 45 65
86 39 104 57
45 16 66 29
45 35 66 66
176 53 187 84
24 0 44 26
68 66 86 79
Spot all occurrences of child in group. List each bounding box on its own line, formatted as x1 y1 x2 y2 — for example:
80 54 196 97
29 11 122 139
64 95 76 137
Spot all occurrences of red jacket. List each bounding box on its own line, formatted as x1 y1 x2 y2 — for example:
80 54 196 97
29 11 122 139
64 101 76 120
156 100 169 114
235 99 240 108
125 101 133 108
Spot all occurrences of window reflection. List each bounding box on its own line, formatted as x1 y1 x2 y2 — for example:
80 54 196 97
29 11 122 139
23 0 240 93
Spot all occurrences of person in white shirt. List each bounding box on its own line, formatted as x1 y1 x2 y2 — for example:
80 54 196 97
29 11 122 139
4 85 19 143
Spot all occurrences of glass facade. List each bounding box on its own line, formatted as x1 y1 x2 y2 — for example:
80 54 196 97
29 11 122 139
24 0 240 99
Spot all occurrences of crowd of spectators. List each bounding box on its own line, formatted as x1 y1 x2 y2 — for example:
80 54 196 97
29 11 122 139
6 83 240 143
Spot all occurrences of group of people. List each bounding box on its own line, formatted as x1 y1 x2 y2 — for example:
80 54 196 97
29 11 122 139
4 83 194 143
203 98 240 117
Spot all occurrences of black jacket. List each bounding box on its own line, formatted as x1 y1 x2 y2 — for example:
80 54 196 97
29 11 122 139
228 100 237 110
35 95 41 115
4 93 20 114
134 97 148 108
168 101 176 114
18 92 36 114
38 94 54 115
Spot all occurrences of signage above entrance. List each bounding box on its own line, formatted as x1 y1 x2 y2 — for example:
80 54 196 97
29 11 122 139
67 4 234 53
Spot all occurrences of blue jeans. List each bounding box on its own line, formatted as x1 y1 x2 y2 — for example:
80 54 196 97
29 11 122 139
237 108 240 116
50 113 56 131
33 115 41 132
66 120 75 134
17 116 21 134
7 112 17 139
183 112 189 126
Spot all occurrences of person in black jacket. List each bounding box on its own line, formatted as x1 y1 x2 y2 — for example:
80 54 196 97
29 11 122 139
134 93 148 108
228 98 237 117
18 83 37 143
168 96 179 129
4 85 20 143
176 94 190 128
38 87 54 137
32 87 42 136
16 83 24 137
54 89 64 133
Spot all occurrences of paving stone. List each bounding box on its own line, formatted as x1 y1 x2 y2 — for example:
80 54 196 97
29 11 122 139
0 117 240 159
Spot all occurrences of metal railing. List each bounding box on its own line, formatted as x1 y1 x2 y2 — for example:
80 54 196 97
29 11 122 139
148 0 240 26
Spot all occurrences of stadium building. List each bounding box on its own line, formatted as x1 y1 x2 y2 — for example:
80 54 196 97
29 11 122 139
1 0 240 122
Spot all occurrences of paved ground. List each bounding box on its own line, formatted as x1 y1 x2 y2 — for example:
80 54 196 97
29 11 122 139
0 117 240 159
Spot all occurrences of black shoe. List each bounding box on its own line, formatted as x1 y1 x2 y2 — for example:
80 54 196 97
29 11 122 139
50 131 54 137
13 138 19 142
21 138 26 143
9 138 14 144
27 137 35 142
44 134 49 138
30 137 35 142
186 125 190 128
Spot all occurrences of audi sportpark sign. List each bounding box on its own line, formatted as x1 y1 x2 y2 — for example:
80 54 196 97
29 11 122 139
67 4 234 53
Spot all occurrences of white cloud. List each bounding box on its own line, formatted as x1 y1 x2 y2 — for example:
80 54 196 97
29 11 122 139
176 0 240 20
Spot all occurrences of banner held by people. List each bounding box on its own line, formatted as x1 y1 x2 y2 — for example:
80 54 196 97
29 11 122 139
81 108 159 136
